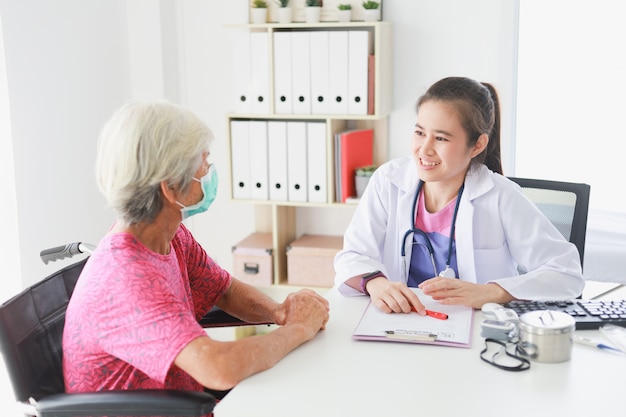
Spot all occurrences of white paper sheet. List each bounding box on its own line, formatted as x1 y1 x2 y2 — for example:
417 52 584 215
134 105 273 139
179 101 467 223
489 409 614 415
353 288 474 347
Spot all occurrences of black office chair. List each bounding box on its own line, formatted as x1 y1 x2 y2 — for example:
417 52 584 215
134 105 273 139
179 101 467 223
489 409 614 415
0 242 266 417
508 177 591 268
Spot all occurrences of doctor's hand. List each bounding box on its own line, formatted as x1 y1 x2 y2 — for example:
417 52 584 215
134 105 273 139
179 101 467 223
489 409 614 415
418 277 514 309
366 278 426 315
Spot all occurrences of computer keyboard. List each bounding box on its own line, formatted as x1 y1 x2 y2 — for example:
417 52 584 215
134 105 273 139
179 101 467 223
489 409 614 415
502 299 626 330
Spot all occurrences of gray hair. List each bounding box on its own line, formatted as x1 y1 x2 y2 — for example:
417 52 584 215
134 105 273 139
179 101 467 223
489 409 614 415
96 101 213 225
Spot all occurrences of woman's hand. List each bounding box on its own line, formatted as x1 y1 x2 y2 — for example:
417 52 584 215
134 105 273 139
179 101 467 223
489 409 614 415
366 278 426 315
273 289 330 337
419 277 513 309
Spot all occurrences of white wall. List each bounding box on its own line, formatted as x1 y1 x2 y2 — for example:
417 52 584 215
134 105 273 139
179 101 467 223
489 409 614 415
1 0 129 294
517 0 626 213
0 11 20 298
1 0 520 294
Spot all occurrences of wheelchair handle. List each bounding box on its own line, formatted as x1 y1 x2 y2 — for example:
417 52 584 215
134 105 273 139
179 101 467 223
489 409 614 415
40 242 95 264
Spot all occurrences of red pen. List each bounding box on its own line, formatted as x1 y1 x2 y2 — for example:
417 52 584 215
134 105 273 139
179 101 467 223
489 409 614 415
411 306 449 320
425 309 448 320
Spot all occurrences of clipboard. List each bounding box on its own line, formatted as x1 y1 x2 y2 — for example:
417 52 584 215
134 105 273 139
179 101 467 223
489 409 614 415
352 288 475 348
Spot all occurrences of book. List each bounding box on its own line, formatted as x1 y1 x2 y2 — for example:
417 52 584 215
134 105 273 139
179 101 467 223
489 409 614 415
334 132 342 202
367 54 375 115
334 129 374 203
352 288 475 348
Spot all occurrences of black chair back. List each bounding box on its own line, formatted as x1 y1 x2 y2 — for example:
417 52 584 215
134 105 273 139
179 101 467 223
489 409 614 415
0 258 87 403
508 177 591 267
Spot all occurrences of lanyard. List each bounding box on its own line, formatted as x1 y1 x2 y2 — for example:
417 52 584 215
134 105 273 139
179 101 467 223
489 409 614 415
401 180 464 277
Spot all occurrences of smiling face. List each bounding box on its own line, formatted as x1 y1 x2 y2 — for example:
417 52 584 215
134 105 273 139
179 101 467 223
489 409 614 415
412 100 487 189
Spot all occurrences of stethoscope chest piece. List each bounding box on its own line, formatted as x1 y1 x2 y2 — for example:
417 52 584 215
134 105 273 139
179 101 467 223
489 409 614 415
438 267 457 278
403 180 464 280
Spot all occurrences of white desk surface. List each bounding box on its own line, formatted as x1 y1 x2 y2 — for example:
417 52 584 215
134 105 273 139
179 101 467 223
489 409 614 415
216 285 626 417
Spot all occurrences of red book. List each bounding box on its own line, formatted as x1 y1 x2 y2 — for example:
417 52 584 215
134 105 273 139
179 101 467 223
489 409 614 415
336 129 374 203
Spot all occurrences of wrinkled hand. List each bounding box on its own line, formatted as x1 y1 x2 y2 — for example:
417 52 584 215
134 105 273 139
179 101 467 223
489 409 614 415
419 277 512 309
366 277 426 315
273 289 329 338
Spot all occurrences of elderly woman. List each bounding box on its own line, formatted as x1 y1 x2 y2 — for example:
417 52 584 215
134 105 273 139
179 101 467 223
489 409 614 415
62 102 329 403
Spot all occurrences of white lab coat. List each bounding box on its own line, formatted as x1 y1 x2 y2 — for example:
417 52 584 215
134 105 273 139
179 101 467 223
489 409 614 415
334 157 585 300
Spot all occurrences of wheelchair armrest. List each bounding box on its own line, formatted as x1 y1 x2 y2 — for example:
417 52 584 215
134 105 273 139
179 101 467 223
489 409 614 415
34 389 215 417
199 306 273 328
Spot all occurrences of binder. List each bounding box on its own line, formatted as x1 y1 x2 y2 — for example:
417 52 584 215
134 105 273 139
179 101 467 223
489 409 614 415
290 31 311 115
249 32 270 114
309 31 330 115
231 31 252 113
306 122 327 203
353 288 474 348
335 129 374 203
286 121 308 202
267 121 289 201
273 31 293 115
347 30 371 115
328 31 348 115
230 120 251 200
248 120 269 200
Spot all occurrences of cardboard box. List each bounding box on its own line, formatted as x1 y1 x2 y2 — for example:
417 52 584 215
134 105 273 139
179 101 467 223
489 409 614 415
232 233 273 286
287 234 343 287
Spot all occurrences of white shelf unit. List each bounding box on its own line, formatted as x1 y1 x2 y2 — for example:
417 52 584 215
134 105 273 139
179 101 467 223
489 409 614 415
227 21 392 287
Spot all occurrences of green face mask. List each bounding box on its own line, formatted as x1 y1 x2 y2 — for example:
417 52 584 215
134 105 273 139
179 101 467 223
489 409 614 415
177 165 218 220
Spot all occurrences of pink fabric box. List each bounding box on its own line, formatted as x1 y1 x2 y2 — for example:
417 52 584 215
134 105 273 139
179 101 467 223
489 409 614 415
287 234 343 287
232 233 273 286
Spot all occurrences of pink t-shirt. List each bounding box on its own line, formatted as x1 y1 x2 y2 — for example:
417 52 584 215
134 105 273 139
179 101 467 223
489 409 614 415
63 224 232 395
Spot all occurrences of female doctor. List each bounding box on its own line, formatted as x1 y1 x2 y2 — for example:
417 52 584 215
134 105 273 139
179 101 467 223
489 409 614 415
334 77 585 313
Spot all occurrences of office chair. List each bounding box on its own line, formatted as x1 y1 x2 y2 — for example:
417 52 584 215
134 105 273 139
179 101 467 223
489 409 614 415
508 177 591 268
0 242 265 417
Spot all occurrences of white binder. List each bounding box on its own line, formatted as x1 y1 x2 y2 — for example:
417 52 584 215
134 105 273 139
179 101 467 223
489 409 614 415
309 31 330 115
348 30 370 115
231 31 252 114
249 120 269 200
230 120 251 200
306 122 328 203
286 121 308 202
267 121 289 201
328 31 349 115
290 31 311 115
250 32 270 114
273 31 293 115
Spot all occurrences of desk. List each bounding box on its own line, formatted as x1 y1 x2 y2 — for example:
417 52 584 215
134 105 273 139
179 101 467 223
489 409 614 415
216 286 626 417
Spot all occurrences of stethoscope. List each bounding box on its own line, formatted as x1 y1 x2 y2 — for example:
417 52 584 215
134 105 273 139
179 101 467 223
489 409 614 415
401 180 464 280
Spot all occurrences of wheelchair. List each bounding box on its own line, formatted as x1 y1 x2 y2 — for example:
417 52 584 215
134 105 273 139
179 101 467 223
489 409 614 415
0 242 259 417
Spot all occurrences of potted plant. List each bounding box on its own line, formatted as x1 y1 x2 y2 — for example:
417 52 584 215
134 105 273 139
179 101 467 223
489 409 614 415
275 0 292 24
305 0 323 24
354 164 377 198
361 0 380 22
337 4 352 23
250 0 268 24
